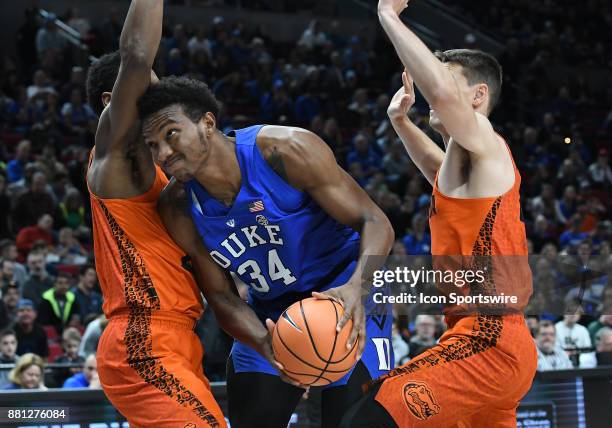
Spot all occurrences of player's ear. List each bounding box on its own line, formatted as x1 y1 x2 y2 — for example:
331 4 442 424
202 112 217 137
472 84 488 109
101 92 111 108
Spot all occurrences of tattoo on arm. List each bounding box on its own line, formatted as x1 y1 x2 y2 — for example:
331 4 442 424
266 146 289 182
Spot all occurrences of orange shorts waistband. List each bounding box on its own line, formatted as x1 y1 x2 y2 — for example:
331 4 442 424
108 308 198 331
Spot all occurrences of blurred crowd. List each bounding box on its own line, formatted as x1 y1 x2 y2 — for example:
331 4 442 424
0 0 610 389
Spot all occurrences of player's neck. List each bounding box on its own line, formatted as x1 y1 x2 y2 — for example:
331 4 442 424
194 133 242 205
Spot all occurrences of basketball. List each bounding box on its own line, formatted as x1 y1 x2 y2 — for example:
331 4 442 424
272 297 360 387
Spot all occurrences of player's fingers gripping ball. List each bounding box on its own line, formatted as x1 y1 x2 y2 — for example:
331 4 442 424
272 297 359 386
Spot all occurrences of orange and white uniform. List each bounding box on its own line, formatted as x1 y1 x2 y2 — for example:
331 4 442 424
88 160 226 428
373 141 537 427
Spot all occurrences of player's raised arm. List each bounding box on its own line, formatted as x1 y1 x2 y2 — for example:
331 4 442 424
377 0 497 155
259 127 395 355
96 0 163 158
388 69 444 186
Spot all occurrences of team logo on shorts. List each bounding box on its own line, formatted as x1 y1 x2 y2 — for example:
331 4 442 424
184 424 196 428
403 381 440 420
256 214 269 226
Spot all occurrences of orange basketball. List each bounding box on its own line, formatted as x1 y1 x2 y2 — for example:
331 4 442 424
272 297 359 386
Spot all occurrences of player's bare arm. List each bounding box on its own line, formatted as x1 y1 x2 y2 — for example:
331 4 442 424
388 69 444 186
257 126 395 355
87 0 163 198
377 0 500 156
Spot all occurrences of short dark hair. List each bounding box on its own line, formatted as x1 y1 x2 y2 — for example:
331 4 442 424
137 76 220 123
86 51 121 116
79 264 95 277
56 271 73 282
434 49 502 113
0 328 16 340
536 320 555 336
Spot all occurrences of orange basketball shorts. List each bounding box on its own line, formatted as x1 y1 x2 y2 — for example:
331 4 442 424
97 310 227 428
374 314 537 428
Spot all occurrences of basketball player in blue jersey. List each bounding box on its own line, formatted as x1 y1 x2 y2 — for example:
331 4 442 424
137 76 395 428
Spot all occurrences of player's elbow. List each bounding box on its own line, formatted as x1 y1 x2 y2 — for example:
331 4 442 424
383 215 395 249
119 39 151 69
368 210 395 251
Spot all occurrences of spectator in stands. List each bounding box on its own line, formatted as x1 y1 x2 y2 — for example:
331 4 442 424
78 314 107 358
298 20 328 51
61 88 97 137
529 183 556 220
0 240 28 288
588 148 612 188
0 283 20 329
1 259 16 287
22 251 54 306
0 328 19 386
559 214 589 250
526 315 540 337
187 26 212 62
346 133 381 178
555 185 578 225
12 172 57 233
594 327 612 366
57 189 89 234
53 327 85 387
13 299 48 360
2 353 46 390
66 7 91 39
15 213 54 262
55 228 87 265
408 315 437 359
63 353 100 389
259 80 293 123
60 66 85 104
35 14 65 58
0 173 10 239
73 265 101 324
5 140 31 183
555 313 597 368
402 214 431 255
588 314 612 345
26 70 56 102
536 320 573 371
37 272 80 335
392 322 409 366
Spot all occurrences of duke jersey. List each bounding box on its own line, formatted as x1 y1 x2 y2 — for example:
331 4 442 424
186 125 393 383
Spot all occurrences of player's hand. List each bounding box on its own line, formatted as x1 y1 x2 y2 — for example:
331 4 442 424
264 318 311 390
378 0 409 15
387 69 415 122
312 281 366 359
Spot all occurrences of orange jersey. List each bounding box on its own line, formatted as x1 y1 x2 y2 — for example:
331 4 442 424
88 160 203 320
429 139 532 316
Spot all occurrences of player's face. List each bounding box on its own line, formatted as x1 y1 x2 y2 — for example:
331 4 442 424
143 105 212 182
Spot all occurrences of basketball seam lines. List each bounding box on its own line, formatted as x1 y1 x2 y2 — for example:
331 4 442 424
275 319 349 373
304 299 340 385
